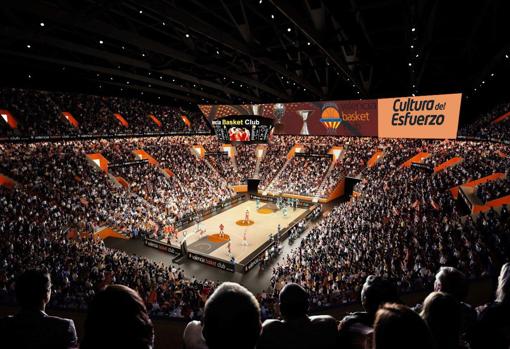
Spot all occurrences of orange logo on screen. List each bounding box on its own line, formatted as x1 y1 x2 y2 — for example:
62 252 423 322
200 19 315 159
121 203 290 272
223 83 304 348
320 105 342 133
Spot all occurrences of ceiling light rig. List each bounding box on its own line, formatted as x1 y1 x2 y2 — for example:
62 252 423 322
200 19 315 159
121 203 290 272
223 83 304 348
409 24 418 96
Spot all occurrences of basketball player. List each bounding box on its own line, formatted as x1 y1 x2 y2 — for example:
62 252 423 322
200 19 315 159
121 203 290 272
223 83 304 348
219 223 225 238
242 229 248 246
240 128 250 141
244 209 250 224
227 241 232 256
256 198 260 209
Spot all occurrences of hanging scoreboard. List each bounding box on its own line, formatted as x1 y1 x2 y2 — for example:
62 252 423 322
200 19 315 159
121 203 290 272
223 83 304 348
212 115 274 143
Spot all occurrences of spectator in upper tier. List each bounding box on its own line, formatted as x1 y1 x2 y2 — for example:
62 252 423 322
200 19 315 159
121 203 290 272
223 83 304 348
257 283 338 349
373 303 433 349
471 262 510 349
184 282 261 349
338 275 399 349
420 292 463 349
80 285 154 349
0 269 78 349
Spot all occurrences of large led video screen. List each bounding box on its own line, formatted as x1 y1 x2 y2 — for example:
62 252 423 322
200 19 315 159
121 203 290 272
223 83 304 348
212 115 274 143
199 93 462 139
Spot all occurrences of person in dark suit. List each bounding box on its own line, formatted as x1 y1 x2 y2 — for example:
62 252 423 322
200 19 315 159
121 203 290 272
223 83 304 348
257 283 338 349
0 269 78 349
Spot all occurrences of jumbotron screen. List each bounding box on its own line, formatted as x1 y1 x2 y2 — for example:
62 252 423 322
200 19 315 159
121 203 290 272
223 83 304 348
212 115 274 143
200 93 462 139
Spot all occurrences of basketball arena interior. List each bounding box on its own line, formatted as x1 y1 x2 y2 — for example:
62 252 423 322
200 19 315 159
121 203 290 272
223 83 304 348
1 1 509 349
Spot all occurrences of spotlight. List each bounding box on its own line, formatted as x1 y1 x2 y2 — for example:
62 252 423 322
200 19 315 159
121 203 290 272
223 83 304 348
99 40 103 44
287 27 291 32
40 22 45 27
185 33 190 38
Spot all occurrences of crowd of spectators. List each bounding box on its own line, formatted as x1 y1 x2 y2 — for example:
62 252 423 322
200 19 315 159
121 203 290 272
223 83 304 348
0 88 210 138
476 175 510 203
460 101 510 142
270 138 510 313
267 152 331 196
259 136 352 197
0 136 238 239
2 264 509 348
235 144 258 181
1 131 510 349
0 185 218 319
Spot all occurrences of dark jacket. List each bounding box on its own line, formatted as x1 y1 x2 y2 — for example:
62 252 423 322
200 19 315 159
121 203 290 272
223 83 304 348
257 315 338 349
0 309 78 349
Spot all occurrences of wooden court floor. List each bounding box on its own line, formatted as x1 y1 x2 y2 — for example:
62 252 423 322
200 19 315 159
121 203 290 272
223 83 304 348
175 200 307 262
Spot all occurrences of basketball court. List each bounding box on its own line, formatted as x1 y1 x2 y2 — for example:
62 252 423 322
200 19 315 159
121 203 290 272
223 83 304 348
172 199 308 263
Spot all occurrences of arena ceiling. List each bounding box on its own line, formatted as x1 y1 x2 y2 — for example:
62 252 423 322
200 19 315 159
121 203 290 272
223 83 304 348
0 0 509 118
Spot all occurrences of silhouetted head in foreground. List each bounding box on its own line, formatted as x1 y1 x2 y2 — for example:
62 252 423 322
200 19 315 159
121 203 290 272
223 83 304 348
361 275 399 317
202 282 261 349
374 303 433 349
15 269 52 311
279 283 309 320
434 266 469 300
421 292 461 349
81 285 154 349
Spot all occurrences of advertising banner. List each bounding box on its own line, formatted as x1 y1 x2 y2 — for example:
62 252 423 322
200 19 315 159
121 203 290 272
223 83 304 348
377 93 462 139
187 252 236 272
200 99 378 137
199 93 462 139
